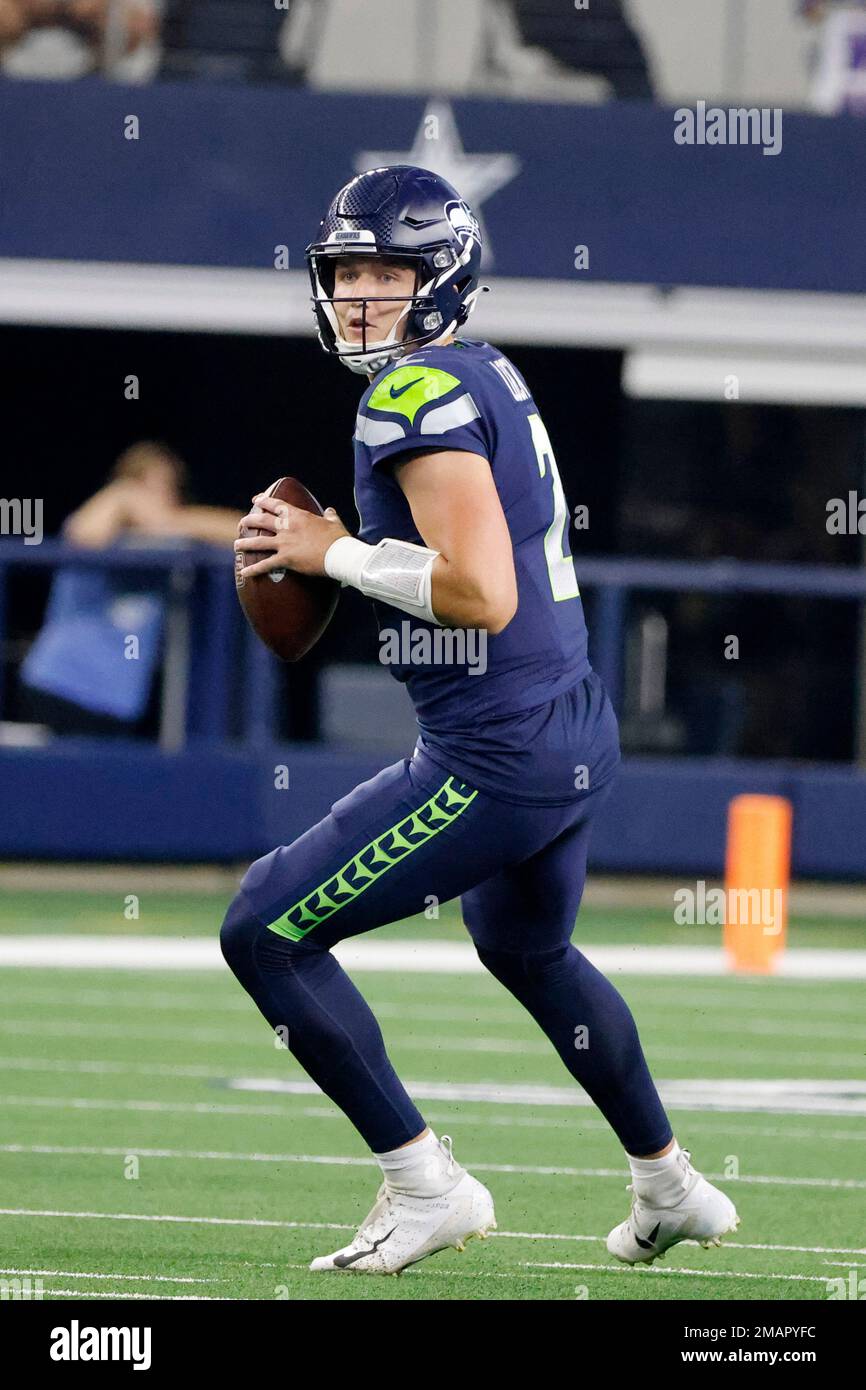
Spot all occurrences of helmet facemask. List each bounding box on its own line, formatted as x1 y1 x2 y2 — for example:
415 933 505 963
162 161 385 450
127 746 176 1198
309 248 462 376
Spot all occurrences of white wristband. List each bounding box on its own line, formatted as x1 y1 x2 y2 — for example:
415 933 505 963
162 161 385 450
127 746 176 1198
324 534 442 625
323 535 371 590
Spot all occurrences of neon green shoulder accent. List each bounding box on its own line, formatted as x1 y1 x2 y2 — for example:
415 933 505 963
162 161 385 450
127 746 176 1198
368 365 461 426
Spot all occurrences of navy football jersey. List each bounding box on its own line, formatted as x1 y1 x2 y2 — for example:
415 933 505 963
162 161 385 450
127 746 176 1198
351 337 619 804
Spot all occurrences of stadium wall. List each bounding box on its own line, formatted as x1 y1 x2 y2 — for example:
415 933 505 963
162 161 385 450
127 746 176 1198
1 742 865 878
1 78 864 293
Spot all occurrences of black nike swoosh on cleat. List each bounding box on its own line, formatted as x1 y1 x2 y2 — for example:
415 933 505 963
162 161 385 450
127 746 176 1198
635 1221 662 1250
389 378 424 399
332 1225 398 1268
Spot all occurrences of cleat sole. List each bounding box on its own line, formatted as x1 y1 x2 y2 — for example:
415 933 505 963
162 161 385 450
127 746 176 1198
453 1220 497 1254
699 1214 740 1251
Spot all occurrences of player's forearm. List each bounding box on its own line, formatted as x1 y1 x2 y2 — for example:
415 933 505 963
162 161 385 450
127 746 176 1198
63 482 132 548
429 556 516 635
324 534 516 634
389 450 518 634
168 507 241 547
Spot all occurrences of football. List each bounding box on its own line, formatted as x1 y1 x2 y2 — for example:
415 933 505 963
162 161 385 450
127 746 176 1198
234 476 340 662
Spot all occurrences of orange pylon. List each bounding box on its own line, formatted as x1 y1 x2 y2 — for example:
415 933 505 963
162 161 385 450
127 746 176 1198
724 794 793 973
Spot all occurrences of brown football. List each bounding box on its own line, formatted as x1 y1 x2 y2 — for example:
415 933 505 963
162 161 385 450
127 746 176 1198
235 476 340 662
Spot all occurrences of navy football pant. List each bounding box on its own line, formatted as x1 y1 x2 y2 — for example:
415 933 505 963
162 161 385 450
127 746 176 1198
220 744 673 1156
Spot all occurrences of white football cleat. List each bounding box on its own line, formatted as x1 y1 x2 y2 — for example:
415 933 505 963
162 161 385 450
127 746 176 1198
607 1148 740 1266
309 1137 496 1275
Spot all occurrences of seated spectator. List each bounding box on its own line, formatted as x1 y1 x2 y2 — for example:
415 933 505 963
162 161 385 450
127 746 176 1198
20 441 239 735
511 0 653 100
0 0 158 80
64 440 239 549
159 0 297 83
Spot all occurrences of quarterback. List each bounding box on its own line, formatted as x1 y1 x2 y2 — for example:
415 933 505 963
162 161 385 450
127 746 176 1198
223 165 739 1274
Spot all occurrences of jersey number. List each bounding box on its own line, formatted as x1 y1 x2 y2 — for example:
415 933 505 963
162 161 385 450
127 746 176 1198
527 413 580 602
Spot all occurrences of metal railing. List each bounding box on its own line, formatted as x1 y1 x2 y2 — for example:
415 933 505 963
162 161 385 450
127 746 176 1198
1 540 865 757
0 541 278 750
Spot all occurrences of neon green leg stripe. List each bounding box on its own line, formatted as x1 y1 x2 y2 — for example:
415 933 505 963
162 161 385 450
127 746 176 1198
264 775 478 941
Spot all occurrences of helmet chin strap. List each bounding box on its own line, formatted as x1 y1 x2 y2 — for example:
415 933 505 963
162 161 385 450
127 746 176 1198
334 333 405 376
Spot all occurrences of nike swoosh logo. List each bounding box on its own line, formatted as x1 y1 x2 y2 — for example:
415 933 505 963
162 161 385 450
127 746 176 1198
333 1224 398 1268
390 378 424 400
635 1221 662 1250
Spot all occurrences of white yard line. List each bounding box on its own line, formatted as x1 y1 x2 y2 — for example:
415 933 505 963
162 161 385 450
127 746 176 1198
4 1092 866 1142
39 1289 231 1300
0 1207 354 1231
0 1019 552 1050
0 1266 220 1283
525 1262 832 1283
2 1054 862 1110
0 987 252 1013
0 1019 862 1070
2 1143 864 1189
2 1207 863 1261
0 1094 303 1117
2 986 864 1031
0 1057 864 1116
279 1265 555 1280
0 1057 238 1078
227 1075 866 1118
501 1233 866 1256
1 936 866 979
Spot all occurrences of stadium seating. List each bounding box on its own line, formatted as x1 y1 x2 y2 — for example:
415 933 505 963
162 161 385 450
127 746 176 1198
159 0 295 82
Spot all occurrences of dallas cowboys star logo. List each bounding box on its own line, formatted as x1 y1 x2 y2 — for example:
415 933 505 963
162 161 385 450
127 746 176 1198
355 100 520 267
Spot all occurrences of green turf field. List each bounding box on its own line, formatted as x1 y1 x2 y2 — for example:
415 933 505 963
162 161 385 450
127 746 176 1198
1 883 864 1301
4 886 866 948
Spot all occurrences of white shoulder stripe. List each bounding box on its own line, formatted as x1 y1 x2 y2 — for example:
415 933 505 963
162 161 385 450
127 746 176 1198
419 393 481 435
355 414 406 446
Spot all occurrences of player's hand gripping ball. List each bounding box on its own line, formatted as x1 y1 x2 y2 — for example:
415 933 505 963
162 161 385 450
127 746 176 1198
234 476 343 661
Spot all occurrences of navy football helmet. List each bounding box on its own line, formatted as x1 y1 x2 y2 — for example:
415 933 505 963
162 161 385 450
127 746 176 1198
305 165 487 376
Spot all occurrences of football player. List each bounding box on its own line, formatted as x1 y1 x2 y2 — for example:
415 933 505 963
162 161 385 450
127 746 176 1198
224 166 738 1274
